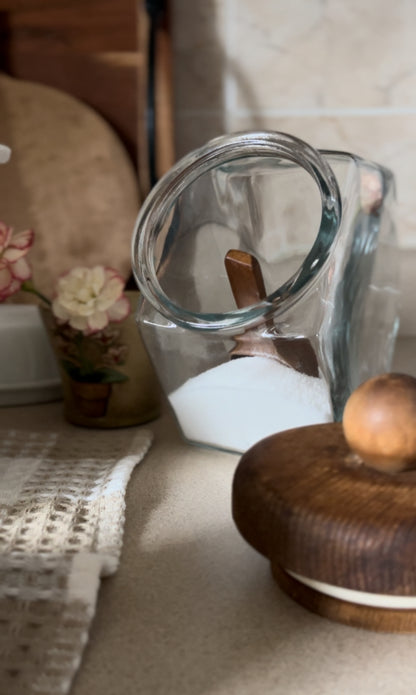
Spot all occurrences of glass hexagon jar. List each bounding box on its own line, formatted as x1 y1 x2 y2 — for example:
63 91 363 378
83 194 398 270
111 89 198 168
132 131 399 454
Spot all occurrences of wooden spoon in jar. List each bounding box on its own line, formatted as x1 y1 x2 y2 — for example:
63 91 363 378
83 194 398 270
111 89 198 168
224 249 319 377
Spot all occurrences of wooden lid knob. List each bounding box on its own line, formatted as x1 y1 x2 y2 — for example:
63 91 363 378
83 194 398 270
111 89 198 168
342 373 416 473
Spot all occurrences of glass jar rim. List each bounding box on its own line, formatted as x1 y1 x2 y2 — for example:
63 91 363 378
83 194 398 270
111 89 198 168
131 131 342 331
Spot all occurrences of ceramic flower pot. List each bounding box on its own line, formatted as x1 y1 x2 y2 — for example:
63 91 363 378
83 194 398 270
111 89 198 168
41 291 161 428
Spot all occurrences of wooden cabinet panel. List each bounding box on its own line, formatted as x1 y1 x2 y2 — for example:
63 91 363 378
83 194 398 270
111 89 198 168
0 0 173 195
0 0 137 52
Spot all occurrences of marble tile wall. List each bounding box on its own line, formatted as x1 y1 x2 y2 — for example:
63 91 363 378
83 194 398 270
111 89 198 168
171 0 416 249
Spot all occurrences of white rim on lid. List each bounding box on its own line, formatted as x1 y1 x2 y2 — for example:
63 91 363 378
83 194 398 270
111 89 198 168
287 570 416 610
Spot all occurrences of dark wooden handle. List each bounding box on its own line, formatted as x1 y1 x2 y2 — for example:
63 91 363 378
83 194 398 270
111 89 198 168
224 249 319 377
224 249 267 308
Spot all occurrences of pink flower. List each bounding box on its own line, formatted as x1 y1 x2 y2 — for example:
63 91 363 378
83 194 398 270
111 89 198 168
52 265 130 334
0 222 34 301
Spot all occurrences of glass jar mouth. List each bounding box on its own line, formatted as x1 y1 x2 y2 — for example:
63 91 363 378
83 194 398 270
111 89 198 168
132 131 342 331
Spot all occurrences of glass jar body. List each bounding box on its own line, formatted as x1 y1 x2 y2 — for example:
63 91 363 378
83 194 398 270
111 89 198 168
132 133 398 453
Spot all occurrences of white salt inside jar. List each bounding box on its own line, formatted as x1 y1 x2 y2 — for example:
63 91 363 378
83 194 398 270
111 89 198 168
168 356 333 453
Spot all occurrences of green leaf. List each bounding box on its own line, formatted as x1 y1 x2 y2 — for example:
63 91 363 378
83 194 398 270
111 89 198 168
61 359 84 381
96 367 129 384
60 360 128 384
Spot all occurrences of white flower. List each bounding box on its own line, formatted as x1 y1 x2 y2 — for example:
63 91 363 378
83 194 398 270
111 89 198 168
52 266 130 334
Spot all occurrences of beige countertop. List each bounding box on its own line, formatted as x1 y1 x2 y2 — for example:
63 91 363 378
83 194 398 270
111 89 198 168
2 338 416 695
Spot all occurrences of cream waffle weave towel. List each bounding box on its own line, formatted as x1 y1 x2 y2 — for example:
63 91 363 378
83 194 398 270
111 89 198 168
0 427 153 695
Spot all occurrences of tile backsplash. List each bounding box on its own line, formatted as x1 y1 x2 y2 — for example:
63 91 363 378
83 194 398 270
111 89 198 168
172 0 416 249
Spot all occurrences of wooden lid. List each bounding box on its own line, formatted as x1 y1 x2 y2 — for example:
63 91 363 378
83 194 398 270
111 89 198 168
232 422 416 596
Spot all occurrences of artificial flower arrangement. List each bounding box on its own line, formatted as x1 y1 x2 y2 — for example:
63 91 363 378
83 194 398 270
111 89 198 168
0 220 131 386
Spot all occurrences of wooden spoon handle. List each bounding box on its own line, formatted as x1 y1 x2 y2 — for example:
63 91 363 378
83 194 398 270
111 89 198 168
224 249 319 377
224 249 267 307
